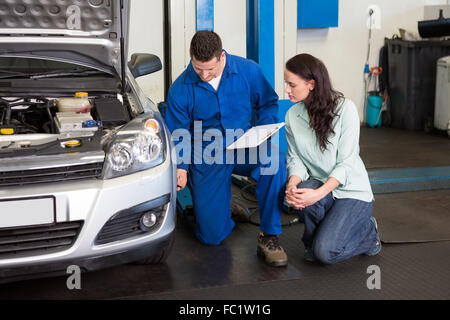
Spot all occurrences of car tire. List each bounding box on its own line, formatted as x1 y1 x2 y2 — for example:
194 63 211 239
133 233 175 265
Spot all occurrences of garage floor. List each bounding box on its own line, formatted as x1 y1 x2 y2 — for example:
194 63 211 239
360 127 450 169
0 127 449 300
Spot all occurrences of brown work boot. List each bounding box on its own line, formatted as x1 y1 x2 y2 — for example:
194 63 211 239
257 232 288 267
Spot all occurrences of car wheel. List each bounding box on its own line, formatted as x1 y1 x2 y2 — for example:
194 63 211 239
133 233 175 265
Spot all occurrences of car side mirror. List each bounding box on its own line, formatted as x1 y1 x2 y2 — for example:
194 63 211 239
128 53 162 78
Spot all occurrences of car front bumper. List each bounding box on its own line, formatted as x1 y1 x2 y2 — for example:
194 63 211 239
0 231 173 284
0 154 177 283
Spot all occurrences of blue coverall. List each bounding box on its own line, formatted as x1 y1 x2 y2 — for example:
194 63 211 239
165 51 287 245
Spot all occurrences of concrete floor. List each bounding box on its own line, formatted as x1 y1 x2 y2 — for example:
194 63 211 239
360 127 450 170
1 216 449 300
0 127 449 300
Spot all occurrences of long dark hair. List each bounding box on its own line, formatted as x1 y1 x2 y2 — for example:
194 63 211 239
286 54 343 152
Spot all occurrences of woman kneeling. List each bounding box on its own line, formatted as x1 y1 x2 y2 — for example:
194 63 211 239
284 53 381 264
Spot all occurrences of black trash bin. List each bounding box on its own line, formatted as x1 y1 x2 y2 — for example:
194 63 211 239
386 39 450 131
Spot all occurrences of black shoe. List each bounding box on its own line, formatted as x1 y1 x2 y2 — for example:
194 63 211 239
366 217 382 256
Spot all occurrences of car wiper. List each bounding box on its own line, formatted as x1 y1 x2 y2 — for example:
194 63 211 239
29 69 105 79
0 70 29 79
0 69 105 80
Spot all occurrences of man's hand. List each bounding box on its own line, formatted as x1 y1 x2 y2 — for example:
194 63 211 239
177 169 188 191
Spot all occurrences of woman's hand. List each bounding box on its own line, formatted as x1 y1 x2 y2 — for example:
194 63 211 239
286 187 321 210
285 175 308 210
286 177 341 210
285 186 303 209
295 188 321 208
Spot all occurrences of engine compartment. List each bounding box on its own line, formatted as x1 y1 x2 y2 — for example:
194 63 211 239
0 95 130 134
0 94 133 156
0 97 55 135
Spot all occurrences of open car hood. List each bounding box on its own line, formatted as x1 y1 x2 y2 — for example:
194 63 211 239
0 0 130 77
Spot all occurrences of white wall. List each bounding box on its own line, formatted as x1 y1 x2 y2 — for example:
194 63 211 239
169 0 247 90
214 0 247 57
169 0 248 78
296 0 449 120
170 0 196 84
128 0 449 111
128 0 165 104
275 0 298 100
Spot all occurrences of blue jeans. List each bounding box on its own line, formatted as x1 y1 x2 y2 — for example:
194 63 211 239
295 179 378 264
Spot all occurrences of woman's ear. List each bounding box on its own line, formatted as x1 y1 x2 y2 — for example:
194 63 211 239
308 79 316 91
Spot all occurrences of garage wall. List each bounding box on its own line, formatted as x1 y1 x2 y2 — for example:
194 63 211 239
214 0 247 57
296 0 449 120
128 0 165 104
128 0 449 112
169 0 196 87
275 0 298 100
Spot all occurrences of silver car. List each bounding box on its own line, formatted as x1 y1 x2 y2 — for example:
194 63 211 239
0 0 176 283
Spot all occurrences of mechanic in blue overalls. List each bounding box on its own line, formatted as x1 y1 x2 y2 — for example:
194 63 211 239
165 31 287 267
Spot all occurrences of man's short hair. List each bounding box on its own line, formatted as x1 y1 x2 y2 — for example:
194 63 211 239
190 31 223 62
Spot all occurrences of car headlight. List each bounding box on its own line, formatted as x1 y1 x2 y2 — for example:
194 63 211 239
103 115 166 179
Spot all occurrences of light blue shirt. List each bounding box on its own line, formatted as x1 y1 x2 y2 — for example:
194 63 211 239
285 98 374 202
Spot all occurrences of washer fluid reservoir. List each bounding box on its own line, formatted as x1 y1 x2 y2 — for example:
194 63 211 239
56 92 92 113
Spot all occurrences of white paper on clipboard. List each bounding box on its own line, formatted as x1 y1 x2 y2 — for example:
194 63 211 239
226 122 285 150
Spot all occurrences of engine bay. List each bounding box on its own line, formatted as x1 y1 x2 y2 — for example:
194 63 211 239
0 94 134 155
0 94 131 133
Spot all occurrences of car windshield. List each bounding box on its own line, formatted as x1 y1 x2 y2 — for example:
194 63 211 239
0 57 105 79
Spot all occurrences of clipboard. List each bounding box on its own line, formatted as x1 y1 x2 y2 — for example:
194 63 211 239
226 122 285 150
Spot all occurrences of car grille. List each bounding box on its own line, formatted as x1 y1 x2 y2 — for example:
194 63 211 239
0 163 103 187
0 221 83 259
95 194 170 245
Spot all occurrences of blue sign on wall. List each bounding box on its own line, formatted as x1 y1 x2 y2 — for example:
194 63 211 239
298 0 339 29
